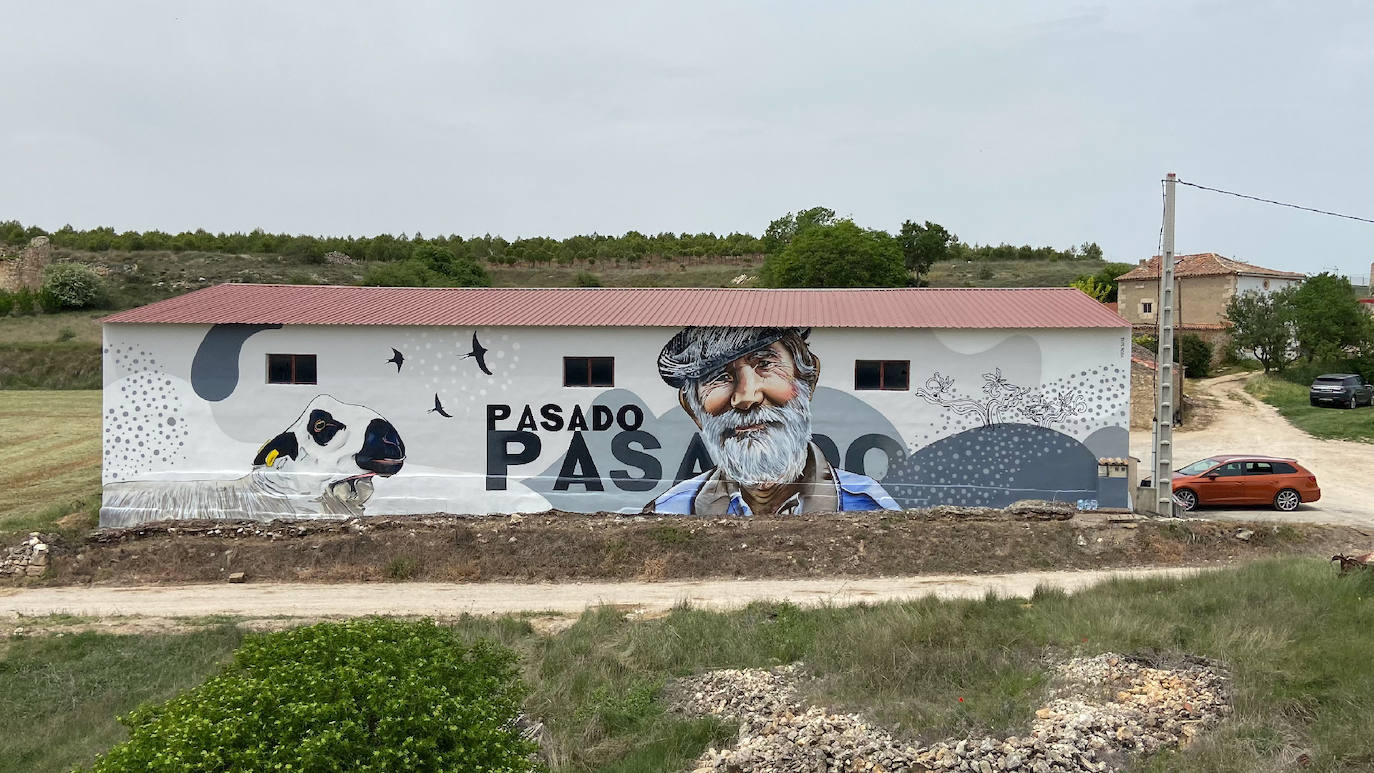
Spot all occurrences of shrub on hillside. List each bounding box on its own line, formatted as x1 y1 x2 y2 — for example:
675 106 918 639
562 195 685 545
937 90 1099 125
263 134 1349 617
83 619 540 773
40 262 107 310
0 289 13 316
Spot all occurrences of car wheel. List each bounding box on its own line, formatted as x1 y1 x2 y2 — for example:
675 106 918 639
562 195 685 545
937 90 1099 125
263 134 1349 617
1174 488 1197 512
1310 398 1319 407
1274 488 1302 512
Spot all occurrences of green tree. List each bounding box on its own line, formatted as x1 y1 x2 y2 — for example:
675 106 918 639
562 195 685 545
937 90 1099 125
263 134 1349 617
897 220 957 283
1288 273 1371 361
1225 287 1296 372
761 219 907 288
761 206 836 255
1070 275 1112 301
1177 333 1213 378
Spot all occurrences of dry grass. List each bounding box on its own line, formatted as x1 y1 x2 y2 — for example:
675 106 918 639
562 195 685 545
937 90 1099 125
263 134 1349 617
0 390 102 537
0 311 105 344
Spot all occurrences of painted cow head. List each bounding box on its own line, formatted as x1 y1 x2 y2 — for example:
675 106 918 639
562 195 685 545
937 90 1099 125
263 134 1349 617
251 394 406 511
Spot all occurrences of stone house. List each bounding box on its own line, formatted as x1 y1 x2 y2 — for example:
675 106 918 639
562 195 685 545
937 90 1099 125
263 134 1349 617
1116 253 1304 361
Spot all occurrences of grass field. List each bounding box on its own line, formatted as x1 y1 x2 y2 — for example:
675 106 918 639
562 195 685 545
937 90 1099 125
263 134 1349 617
0 390 102 537
3 560 1373 772
1245 373 1374 443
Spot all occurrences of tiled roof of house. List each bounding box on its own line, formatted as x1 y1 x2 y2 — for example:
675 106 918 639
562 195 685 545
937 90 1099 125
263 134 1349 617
1116 253 1306 281
102 284 1131 329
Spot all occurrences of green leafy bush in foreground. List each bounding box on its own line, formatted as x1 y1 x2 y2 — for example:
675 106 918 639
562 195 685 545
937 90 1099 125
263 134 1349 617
83 618 539 773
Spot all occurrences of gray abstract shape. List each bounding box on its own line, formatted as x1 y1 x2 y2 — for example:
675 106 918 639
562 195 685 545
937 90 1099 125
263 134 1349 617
1081 425 1129 461
191 324 282 402
884 423 1098 509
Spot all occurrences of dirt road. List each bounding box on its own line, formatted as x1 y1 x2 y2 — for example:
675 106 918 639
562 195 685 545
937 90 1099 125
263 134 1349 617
0 568 1206 623
1130 372 1374 528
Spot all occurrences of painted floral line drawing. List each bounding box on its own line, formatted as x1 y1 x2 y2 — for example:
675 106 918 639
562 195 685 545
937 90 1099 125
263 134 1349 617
913 368 1086 427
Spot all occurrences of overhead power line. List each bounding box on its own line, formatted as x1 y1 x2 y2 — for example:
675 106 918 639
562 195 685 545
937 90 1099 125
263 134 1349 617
1173 178 1374 225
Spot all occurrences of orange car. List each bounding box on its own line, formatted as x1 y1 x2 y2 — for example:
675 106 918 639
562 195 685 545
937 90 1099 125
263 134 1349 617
1170 455 1320 512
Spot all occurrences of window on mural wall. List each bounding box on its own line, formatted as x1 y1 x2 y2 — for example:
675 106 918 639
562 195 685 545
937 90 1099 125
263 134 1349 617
854 360 910 391
564 356 615 387
266 354 317 384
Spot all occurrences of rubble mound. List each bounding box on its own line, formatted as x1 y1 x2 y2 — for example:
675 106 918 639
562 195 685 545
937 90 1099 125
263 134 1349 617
670 653 1230 773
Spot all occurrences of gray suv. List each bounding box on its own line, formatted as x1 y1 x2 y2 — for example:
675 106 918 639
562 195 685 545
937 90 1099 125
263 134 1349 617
1309 373 1374 409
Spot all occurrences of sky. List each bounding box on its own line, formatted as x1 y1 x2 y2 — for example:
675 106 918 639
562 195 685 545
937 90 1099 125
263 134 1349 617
3 0 1373 281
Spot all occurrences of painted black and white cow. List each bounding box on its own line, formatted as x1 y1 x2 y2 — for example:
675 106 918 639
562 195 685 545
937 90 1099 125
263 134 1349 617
101 395 405 527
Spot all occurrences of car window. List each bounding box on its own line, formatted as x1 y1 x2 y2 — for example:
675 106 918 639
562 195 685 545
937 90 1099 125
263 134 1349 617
1271 462 1297 474
1315 377 1343 385
1177 458 1220 475
1245 461 1274 475
1212 462 1245 477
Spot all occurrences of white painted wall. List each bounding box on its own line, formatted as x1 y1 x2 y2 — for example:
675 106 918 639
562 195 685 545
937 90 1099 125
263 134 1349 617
1235 275 1302 295
101 323 1131 522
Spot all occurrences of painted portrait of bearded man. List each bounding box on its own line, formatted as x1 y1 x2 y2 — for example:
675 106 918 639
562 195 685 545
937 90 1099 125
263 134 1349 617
646 326 898 515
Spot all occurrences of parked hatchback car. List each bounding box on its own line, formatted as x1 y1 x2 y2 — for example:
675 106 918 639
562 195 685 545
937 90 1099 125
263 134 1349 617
1309 373 1374 409
1169 455 1320 512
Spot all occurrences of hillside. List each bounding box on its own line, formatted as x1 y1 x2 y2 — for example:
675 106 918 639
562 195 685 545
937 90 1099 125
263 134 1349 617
1 248 1111 354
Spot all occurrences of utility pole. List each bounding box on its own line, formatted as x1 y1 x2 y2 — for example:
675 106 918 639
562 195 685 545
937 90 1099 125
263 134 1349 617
1153 173 1177 516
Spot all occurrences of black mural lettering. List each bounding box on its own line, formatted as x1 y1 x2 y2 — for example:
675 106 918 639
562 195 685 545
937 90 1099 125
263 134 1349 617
844 433 905 477
674 434 715 484
540 404 564 431
609 430 662 492
592 404 614 431
516 405 538 431
568 405 589 432
811 434 841 469
617 404 644 431
487 404 511 430
486 431 541 490
553 432 604 491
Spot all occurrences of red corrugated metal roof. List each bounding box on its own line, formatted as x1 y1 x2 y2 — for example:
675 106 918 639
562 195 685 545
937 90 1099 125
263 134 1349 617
101 284 1131 329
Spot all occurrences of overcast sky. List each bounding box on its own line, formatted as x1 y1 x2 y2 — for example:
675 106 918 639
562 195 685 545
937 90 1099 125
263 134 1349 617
3 1 1372 280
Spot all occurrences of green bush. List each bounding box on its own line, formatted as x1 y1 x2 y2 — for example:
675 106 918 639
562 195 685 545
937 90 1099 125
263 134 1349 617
83 619 540 772
576 271 602 287
1131 333 1212 377
0 289 13 316
40 262 107 310
11 287 36 315
1177 333 1213 378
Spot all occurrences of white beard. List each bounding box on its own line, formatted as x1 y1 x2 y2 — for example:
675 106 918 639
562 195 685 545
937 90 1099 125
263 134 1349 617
697 383 813 486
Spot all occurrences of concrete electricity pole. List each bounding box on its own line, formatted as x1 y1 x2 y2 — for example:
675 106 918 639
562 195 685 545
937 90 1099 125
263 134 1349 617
1153 173 1177 516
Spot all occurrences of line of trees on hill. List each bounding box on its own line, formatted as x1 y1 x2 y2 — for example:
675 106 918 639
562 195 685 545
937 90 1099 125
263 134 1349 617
0 217 1105 273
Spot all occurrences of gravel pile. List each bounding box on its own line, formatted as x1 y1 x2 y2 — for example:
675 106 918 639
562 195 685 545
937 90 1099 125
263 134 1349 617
670 654 1230 773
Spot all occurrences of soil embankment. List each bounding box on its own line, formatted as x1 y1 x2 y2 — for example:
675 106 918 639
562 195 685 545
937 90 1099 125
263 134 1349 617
9 508 1369 587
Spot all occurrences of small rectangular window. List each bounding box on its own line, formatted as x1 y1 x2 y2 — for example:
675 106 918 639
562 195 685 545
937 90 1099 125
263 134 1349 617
1141 301 1154 314
267 354 317 384
1271 462 1297 474
564 356 614 387
854 360 910 391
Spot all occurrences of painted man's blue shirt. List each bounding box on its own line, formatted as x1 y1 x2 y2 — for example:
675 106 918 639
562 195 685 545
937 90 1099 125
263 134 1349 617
647 442 899 515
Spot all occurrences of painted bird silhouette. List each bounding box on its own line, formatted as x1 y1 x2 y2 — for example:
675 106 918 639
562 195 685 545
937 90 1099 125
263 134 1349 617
426 393 452 418
386 348 404 372
460 332 493 375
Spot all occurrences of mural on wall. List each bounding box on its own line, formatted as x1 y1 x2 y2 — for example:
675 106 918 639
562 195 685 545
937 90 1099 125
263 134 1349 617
101 320 1130 525
101 394 405 526
645 327 898 515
